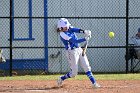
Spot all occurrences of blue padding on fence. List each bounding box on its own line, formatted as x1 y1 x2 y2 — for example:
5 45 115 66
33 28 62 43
0 59 45 70
44 0 48 71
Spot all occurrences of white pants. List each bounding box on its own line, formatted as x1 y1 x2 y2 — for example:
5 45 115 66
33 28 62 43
66 47 91 77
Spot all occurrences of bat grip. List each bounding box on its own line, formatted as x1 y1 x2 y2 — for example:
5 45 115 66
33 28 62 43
82 48 86 56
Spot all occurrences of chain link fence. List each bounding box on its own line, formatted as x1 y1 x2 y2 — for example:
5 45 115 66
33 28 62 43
0 0 140 76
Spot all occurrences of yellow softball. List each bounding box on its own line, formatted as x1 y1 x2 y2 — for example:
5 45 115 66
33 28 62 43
108 32 115 38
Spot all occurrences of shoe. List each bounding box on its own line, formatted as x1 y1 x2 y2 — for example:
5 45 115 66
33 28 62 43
57 77 63 87
92 83 100 88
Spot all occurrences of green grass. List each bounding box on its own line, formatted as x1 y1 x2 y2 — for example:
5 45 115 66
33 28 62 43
0 74 139 80
90 74 140 80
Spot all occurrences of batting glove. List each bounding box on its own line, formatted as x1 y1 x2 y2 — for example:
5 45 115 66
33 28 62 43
85 35 91 41
84 30 91 36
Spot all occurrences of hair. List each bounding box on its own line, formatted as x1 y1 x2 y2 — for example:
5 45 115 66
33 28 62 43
57 28 60 32
57 27 63 32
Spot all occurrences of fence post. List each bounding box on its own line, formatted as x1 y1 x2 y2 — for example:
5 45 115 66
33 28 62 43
126 0 129 73
10 0 13 76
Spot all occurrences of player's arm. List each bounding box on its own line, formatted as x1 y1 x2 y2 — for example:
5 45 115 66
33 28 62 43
71 28 91 37
60 32 87 43
70 28 85 33
69 38 86 43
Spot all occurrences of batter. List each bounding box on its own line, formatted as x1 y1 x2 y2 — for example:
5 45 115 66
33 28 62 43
56 18 100 88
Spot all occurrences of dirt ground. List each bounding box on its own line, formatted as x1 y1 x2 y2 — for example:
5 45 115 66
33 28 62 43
0 80 139 93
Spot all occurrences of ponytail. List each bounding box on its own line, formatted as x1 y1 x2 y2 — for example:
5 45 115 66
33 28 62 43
57 27 64 32
57 28 61 32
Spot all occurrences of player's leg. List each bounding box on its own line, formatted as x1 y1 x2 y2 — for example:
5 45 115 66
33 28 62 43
79 48 100 88
57 49 79 87
61 50 79 79
79 54 96 84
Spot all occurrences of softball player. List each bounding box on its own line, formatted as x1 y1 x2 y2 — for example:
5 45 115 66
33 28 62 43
130 28 140 59
56 18 100 88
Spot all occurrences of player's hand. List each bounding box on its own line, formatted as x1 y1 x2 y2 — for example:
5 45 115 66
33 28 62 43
84 30 91 36
88 34 91 38
85 35 91 41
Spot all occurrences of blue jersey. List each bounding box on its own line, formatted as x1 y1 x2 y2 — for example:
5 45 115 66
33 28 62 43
60 27 86 50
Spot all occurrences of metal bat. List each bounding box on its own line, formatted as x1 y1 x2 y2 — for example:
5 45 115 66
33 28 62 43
82 40 88 56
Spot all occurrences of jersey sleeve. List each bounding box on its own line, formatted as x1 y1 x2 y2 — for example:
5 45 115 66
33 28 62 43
69 38 86 43
60 32 72 40
60 31 86 43
70 28 81 33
